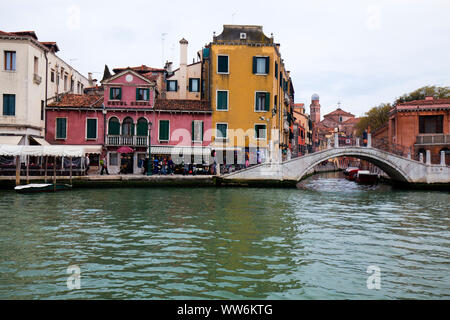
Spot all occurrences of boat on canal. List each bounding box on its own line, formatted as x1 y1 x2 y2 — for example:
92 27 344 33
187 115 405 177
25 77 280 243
345 167 360 181
355 170 379 185
14 183 72 193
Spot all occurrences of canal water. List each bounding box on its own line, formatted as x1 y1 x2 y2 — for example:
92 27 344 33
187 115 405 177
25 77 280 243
0 172 448 299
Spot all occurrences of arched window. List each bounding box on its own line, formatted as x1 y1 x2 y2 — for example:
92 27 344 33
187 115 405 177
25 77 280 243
136 118 148 136
122 117 135 136
108 117 120 135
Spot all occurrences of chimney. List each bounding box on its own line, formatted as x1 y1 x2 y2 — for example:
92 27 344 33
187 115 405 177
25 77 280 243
179 38 188 99
164 61 173 73
88 72 94 86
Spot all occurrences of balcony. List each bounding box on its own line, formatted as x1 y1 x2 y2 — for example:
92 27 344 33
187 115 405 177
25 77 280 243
106 135 149 147
415 134 450 145
33 74 42 85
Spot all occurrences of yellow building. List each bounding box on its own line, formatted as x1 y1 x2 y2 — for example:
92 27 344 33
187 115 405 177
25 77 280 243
204 25 294 163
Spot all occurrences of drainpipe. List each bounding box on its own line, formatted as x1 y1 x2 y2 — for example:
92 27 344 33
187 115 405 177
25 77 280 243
44 51 48 139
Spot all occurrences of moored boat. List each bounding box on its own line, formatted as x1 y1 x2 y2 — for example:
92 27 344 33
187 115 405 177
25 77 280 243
344 167 359 176
356 170 378 185
346 168 360 181
14 183 72 193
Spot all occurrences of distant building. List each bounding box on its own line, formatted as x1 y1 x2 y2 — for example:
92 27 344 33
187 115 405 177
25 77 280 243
316 106 360 146
0 30 89 146
388 97 450 164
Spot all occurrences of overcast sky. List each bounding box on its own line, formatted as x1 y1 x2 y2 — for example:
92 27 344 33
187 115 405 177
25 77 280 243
1 0 449 118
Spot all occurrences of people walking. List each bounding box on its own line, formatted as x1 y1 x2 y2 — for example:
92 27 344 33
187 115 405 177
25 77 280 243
100 156 109 175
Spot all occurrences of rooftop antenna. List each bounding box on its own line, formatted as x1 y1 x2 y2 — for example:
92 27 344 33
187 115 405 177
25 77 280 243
337 99 342 108
161 33 168 66
232 12 237 24
170 43 175 64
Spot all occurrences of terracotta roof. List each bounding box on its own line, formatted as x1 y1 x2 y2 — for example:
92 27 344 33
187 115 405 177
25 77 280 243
48 94 103 108
397 98 450 106
113 65 165 74
343 117 360 124
40 41 59 52
154 99 211 112
292 103 305 108
142 72 160 82
324 108 355 118
0 30 38 40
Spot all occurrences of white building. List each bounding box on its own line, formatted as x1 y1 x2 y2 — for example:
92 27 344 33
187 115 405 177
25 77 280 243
0 30 89 145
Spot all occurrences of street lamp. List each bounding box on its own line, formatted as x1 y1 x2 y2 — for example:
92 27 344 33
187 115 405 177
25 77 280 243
147 122 153 176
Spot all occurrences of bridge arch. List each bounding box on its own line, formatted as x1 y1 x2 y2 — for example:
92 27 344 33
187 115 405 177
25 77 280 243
286 148 413 183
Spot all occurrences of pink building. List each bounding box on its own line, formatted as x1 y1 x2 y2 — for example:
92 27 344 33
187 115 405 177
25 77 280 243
47 68 212 174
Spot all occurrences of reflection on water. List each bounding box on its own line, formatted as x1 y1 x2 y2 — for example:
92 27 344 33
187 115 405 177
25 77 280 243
0 172 449 299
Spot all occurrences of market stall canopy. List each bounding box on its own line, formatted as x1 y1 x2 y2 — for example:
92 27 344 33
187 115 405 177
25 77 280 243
0 144 98 157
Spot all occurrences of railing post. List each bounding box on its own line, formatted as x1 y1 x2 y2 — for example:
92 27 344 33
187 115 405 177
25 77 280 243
367 133 371 148
327 138 331 149
334 133 339 148
407 151 411 160
426 150 431 165
356 138 360 147
419 153 424 163
441 150 445 166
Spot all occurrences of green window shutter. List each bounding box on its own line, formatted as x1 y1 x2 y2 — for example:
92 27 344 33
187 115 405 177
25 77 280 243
87 119 97 139
189 79 192 92
217 91 228 110
174 80 178 92
218 56 228 73
265 92 270 111
265 57 270 74
192 121 195 141
109 88 113 100
146 89 150 101
255 92 259 108
136 88 139 100
108 119 120 135
201 121 204 142
159 120 169 141
275 62 278 78
118 88 122 100
252 57 257 74
56 118 66 139
137 119 148 136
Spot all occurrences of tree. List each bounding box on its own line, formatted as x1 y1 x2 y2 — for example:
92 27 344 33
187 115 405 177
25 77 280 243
355 103 391 136
394 85 450 105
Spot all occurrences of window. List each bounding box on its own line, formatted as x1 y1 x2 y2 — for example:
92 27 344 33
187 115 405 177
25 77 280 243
279 73 282 87
216 123 228 139
192 120 204 142
255 92 270 111
4 51 16 71
255 124 267 139
34 56 38 74
122 117 134 136
41 100 44 121
419 115 443 134
109 153 118 166
110 87 121 100
275 62 278 79
166 80 178 92
71 79 74 92
2 94 15 116
136 118 148 136
56 118 67 139
64 74 68 91
189 78 200 92
253 56 269 74
216 90 228 110
217 55 229 74
136 88 150 101
51 70 55 82
339 116 343 122
86 118 97 139
108 117 120 135
159 120 170 141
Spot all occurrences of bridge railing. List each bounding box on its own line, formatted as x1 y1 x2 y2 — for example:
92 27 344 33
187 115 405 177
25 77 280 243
371 137 413 158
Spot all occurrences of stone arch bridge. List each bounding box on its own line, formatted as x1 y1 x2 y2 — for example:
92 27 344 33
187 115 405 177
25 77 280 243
220 146 450 186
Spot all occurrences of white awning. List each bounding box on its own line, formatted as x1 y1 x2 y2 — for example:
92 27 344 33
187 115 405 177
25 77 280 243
30 137 50 145
150 146 210 156
0 136 22 145
65 145 103 154
0 144 87 157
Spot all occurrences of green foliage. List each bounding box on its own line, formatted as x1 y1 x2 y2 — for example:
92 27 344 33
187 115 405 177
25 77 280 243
394 85 450 105
355 103 391 136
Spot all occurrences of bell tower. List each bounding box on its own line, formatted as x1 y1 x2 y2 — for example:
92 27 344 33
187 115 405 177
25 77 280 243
310 93 321 123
